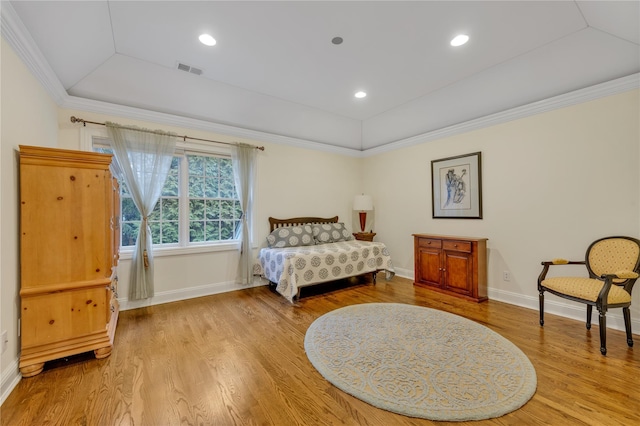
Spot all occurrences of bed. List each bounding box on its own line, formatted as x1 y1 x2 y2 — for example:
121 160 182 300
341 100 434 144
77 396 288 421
256 216 395 302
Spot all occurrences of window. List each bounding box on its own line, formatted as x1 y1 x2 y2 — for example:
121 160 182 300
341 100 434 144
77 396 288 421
94 144 240 249
187 155 242 243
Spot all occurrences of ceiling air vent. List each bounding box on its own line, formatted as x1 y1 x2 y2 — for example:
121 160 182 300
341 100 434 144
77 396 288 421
176 61 203 76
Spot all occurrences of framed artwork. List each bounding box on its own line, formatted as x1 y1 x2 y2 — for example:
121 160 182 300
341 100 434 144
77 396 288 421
431 152 482 219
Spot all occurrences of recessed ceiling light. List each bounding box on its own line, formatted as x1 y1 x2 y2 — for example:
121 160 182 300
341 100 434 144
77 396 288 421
332 36 343 45
450 34 469 47
199 34 216 46
354 91 367 99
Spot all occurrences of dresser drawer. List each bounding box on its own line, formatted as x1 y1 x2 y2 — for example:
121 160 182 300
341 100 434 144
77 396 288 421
418 238 442 248
443 240 472 253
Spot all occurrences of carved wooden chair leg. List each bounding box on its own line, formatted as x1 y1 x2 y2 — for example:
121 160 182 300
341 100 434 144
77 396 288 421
538 290 545 326
598 309 607 355
623 307 634 347
586 305 592 330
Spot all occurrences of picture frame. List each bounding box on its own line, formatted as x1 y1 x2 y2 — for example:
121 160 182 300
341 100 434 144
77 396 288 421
431 152 482 219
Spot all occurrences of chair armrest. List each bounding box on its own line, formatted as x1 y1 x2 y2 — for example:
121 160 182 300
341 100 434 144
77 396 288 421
593 271 638 305
613 270 639 279
540 259 585 266
599 271 639 280
538 260 586 289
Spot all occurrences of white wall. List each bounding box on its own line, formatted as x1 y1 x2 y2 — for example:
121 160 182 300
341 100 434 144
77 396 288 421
1 38 58 399
364 89 640 328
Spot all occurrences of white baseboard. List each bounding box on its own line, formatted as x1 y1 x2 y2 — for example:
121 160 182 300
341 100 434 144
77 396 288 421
488 288 638 334
1 359 21 406
395 270 638 334
118 277 267 311
393 267 413 279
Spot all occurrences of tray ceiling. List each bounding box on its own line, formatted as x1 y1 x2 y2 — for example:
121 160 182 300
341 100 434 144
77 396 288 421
7 1 640 150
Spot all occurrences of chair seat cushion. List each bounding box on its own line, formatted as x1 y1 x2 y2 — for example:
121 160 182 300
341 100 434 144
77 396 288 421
542 277 631 304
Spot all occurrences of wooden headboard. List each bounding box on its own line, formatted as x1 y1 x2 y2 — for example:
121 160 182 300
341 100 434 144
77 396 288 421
268 216 338 232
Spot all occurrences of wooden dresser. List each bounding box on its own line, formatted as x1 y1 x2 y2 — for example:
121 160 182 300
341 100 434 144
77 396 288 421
413 234 488 302
19 145 120 377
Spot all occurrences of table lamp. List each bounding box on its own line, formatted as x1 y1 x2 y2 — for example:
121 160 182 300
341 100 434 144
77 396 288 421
353 194 373 233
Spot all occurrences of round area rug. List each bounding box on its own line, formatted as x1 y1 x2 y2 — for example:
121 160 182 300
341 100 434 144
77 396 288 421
304 303 537 421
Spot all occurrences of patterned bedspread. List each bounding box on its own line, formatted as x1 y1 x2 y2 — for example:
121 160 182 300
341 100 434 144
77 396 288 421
256 240 395 302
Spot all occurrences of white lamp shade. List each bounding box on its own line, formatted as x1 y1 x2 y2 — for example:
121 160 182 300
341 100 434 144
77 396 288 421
353 194 373 211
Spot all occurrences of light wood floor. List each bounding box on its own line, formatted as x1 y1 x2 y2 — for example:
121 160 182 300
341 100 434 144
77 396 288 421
2 276 639 425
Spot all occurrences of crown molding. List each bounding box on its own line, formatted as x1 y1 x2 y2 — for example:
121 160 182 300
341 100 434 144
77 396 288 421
1 1 67 104
363 73 639 157
61 95 364 157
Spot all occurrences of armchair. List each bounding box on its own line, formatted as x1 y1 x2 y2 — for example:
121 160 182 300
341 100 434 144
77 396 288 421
538 236 640 355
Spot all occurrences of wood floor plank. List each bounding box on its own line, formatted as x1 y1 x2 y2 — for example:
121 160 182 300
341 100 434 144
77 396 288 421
2 276 639 425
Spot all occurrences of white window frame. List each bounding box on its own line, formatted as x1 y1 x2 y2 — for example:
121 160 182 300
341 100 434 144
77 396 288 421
82 126 242 259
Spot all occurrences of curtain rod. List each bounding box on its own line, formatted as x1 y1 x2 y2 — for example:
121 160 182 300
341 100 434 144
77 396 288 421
70 116 265 151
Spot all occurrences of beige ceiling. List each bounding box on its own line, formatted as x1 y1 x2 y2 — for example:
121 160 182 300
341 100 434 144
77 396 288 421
7 1 640 150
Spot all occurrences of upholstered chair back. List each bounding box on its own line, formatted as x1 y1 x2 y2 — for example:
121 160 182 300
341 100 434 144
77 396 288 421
588 238 640 283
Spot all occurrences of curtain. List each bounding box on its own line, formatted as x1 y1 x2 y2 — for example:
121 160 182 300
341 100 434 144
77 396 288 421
106 122 177 300
231 143 257 285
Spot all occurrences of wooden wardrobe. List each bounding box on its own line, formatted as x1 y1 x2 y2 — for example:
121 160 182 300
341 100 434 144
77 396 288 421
19 145 120 377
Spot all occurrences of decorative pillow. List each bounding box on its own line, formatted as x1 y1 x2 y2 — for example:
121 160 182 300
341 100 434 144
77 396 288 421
266 225 314 248
312 223 353 244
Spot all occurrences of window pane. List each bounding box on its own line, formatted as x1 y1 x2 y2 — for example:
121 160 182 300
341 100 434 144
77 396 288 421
220 200 234 219
188 155 204 175
234 201 243 220
189 199 205 221
121 180 131 196
206 221 220 241
187 154 240 245
95 147 112 155
122 197 140 221
162 157 180 197
163 198 179 221
149 201 161 221
150 221 161 244
220 158 233 176
205 157 219 177
205 199 220 220
219 178 235 199
220 220 235 240
189 176 205 198
205 176 219 198
162 222 179 244
190 221 204 242
122 222 139 247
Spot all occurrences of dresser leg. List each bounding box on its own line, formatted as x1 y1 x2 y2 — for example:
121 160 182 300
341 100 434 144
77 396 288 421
94 345 112 359
20 362 44 378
